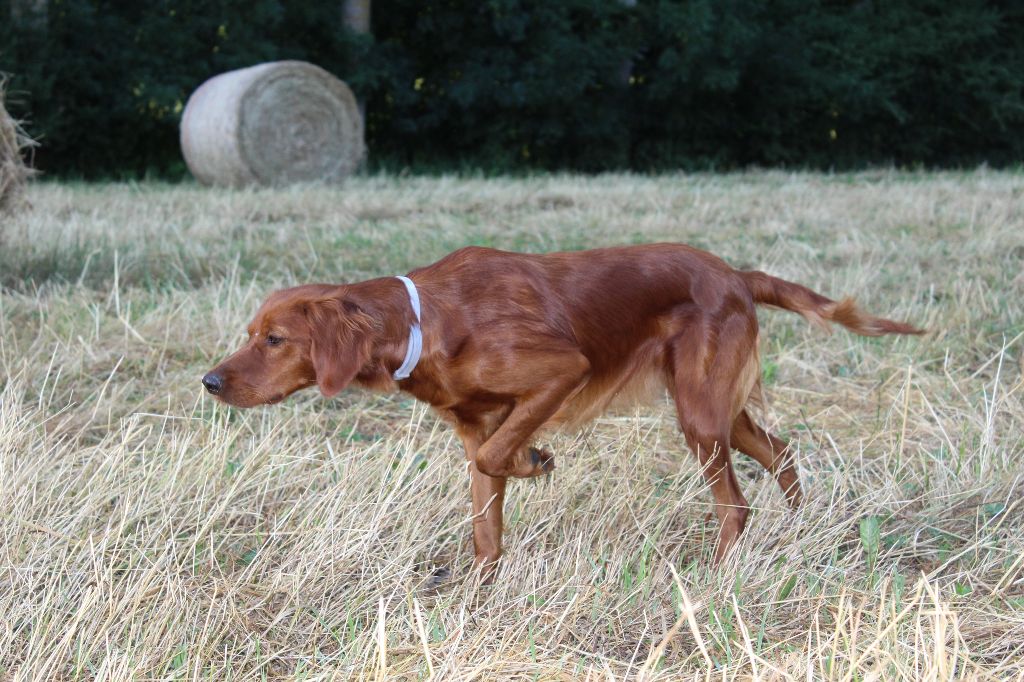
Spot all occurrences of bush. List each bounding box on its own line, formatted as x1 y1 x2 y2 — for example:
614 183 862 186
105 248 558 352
1 0 1022 177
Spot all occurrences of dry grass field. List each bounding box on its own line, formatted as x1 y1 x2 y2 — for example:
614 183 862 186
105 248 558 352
1 171 1022 680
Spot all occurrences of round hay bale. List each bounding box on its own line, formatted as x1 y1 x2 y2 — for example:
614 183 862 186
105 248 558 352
180 61 364 187
0 77 37 214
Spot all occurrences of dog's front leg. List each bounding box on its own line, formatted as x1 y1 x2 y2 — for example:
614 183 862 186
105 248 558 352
459 430 507 584
474 350 590 478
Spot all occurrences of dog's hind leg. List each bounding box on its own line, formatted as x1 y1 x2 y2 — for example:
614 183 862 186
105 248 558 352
731 409 803 509
668 313 756 564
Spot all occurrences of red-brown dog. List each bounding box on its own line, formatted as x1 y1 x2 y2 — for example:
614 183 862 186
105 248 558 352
203 244 920 578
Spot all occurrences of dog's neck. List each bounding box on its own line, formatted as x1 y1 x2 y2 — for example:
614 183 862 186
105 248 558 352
347 277 426 391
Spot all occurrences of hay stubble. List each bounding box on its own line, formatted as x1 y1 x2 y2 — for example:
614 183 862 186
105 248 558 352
0 171 1022 679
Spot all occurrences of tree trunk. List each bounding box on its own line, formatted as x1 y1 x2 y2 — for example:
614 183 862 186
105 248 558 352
342 0 371 122
342 0 371 35
614 0 636 88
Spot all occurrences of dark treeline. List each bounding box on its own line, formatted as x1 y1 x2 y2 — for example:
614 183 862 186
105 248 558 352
1 0 1022 177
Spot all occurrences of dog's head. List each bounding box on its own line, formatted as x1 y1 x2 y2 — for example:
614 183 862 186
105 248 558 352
202 284 376 407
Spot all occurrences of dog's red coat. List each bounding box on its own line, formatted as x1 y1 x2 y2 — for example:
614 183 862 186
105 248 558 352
205 244 921 578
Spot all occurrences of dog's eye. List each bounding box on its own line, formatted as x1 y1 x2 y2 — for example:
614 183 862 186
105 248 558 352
266 335 284 346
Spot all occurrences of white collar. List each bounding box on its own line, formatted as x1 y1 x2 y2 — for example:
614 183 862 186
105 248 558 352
392 275 422 380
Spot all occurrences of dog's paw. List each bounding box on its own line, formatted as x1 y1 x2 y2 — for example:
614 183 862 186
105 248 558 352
528 446 556 474
505 446 555 478
476 445 556 478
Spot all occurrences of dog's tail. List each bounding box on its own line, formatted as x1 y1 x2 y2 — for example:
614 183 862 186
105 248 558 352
740 270 924 337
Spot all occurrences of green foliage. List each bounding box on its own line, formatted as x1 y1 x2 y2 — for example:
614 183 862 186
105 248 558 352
860 514 882 576
1 0 1023 177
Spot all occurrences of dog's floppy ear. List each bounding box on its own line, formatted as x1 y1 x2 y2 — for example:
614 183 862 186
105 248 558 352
305 294 376 398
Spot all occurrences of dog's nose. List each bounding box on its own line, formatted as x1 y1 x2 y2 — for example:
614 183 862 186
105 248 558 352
202 373 223 395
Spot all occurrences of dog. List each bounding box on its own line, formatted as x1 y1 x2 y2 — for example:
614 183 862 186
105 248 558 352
202 244 921 579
